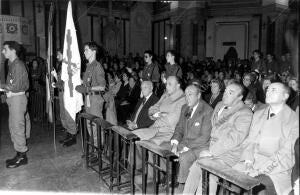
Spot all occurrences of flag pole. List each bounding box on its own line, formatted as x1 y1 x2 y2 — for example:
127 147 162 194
47 1 57 154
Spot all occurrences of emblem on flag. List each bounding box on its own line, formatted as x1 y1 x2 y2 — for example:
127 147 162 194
60 0 83 122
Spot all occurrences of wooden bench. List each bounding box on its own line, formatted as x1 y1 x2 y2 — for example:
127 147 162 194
197 158 261 194
77 113 114 189
136 140 178 195
77 112 98 156
110 126 140 193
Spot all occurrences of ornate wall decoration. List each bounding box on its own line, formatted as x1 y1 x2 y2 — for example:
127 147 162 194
0 15 30 44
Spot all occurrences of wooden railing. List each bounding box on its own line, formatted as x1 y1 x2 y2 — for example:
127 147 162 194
77 113 261 195
198 158 260 195
137 140 178 195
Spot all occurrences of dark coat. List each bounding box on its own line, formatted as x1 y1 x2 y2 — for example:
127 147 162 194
130 93 159 129
171 100 213 154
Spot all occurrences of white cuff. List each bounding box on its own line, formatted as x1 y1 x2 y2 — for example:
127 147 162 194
182 146 189 152
244 160 253 164
171 139 178 145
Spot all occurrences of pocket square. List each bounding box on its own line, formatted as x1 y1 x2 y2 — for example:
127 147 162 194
195 122 200 126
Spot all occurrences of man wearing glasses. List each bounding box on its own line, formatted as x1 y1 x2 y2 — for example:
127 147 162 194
141 50 160 84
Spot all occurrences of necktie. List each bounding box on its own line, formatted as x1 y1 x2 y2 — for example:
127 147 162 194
185 108 193 118
142 98 146 105
267 109 275 120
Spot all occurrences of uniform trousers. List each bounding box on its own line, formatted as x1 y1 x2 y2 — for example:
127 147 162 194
85 94 104 146
6 94 28 152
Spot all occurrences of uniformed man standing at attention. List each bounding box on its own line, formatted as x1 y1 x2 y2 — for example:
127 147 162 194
75 42 106 144
1 41 29 168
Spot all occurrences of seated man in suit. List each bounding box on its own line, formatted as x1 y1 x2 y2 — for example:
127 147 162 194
132 76 186 169
183 82 253 194
233 82 299 195
126 81 159 130
166 84 213 190
133 76 186 145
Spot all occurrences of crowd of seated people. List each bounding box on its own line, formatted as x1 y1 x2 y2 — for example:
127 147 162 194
94 48 298 195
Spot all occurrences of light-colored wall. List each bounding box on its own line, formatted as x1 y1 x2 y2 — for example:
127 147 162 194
206 16 260 60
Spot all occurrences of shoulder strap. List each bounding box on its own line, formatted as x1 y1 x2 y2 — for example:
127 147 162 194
172 94 185 103
175 65 180 76
150 64 155 80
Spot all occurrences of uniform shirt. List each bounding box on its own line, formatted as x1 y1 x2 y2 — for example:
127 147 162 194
141 63 160 82
5 58 29 93
165 63 182 79
82 60 106 88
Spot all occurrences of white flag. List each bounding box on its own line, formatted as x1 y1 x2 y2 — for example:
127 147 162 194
61 0 83 121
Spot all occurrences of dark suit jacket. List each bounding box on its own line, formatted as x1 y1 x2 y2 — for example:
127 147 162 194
126 83 141 107
130 93 159 129
171 99 213 154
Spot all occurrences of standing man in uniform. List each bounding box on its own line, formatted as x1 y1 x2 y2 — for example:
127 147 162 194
141 50 160 93
51 49 77 147
76 42 106 145
1 41 29 168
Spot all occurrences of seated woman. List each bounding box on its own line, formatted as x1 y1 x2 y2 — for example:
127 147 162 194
117 74 141 124
115 71 130 124
287 77 299 111
204 79 223 109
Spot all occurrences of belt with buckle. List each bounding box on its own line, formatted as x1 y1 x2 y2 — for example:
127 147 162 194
89 91 102 95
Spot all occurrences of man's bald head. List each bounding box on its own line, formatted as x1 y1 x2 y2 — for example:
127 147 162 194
185 85 201 96
266 82 290 105
141 81 153 97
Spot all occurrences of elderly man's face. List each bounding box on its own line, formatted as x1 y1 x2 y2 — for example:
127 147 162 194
141 82 152 97
266 83 288 104
211 82 220 95
185 86 200 107
222 84 242 106
166 77 178 95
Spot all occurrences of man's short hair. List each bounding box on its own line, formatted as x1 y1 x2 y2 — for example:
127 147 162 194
186 84 201 95
84 41 98 53
3 41 22 58
144 50 154 58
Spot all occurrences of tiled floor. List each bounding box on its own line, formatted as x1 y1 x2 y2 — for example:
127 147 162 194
0 103 109 193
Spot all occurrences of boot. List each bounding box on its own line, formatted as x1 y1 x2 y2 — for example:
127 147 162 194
59 132 72 144
62 134 77 147
6 152 28 168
